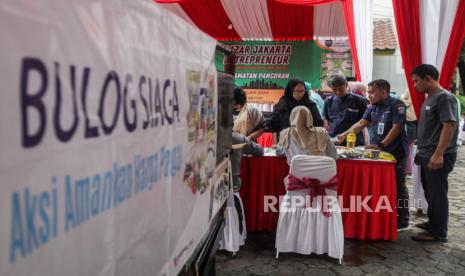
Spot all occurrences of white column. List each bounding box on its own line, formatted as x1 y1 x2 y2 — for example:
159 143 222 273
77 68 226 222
353 0 373 83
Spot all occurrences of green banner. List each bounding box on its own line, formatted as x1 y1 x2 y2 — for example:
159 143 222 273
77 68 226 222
216 40 353 106
216 41 323 89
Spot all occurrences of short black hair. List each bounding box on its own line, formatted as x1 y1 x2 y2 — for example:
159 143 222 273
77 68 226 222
284 78 308 100
233 86 247 105
368 79 391 93
411 64 439 81
346 77 357 82
328 74 348 87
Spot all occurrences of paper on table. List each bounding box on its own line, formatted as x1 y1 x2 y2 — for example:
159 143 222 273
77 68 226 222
263 148 276 156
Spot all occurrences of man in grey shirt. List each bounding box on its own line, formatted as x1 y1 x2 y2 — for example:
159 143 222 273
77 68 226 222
411 64 458 242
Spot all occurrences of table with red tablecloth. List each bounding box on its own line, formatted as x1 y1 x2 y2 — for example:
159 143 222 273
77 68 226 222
239 156 398 240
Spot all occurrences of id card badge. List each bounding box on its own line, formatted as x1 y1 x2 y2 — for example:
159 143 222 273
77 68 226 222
377 123 385 135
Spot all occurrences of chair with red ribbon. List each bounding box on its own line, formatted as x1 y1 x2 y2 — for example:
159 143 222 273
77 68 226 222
287 174 338 217
276 155 343 264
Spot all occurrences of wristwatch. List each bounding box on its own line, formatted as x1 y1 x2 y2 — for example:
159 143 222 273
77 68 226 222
377 142 385 149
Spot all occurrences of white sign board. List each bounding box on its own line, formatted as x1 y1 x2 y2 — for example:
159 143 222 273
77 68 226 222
0 0 219 275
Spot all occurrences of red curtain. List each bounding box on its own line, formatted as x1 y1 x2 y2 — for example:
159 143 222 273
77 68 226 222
341 0 361 81
173 0 241 40
268 0 361 79
155 0 362 78
271 0 361 79
439 0 465 89
267 0 314 40
273 0 337 5
154 0 182 2
392 0 424 119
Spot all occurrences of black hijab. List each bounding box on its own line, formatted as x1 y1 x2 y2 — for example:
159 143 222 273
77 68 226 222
283 78 312 107
269 78 323 133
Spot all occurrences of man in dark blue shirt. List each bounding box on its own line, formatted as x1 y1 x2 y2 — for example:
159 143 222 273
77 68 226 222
337 79 410 231
323 75 367 146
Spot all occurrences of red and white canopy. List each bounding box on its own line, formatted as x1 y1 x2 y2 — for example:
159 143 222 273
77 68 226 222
393 0 465 118
155 0 373 84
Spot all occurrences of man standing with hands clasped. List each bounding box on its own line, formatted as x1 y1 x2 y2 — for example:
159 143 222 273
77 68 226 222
410 64 458 242
337 79 410 231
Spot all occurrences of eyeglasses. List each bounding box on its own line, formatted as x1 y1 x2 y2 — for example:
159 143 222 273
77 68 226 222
293 89 306 94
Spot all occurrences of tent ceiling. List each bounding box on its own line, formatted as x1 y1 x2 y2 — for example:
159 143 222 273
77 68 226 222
156 0 347 41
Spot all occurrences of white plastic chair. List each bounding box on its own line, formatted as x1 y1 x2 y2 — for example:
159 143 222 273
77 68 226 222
275 155 343 264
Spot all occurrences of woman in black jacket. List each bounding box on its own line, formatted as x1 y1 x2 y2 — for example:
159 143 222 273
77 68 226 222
269 78 323 146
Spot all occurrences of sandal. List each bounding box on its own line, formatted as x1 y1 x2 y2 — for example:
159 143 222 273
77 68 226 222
415 222 430 231
411 232 447 242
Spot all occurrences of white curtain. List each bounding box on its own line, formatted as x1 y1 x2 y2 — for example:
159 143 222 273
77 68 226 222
221 0 273 40
353 0 373 83
313 2 347 40
163 3 198 28
420 0 459 70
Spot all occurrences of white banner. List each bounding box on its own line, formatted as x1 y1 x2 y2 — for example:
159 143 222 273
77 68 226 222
0 0 219 275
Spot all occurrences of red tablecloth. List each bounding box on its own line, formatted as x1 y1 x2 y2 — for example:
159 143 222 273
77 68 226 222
336 159 397 240
257 132 273 148
239 156 398 240
239 156 288 231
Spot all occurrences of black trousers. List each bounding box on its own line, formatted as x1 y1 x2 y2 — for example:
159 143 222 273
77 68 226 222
419 152 457 237
396 157 409 225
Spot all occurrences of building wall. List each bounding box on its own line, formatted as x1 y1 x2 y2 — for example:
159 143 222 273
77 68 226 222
372 49 408 97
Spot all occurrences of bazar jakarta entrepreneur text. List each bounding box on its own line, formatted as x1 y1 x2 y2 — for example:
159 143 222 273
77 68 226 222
8 57 186 263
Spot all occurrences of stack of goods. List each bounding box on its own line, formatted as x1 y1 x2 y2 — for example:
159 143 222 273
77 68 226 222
336 146 396 161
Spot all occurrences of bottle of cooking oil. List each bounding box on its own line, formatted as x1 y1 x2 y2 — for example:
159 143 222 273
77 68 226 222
346 129 356 148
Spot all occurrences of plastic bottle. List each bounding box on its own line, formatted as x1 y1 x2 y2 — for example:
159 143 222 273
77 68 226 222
346 129 356 148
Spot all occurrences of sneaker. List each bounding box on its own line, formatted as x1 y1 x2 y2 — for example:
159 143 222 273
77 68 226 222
397 223 410 232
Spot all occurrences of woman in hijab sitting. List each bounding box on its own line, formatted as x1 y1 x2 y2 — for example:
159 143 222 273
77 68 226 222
277 106 338 164
269 78 323 147
233 87 266 141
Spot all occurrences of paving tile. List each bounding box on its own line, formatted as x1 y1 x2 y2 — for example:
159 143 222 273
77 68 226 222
436 262 465 274
382 259 414 270
359 263 390 273
303 268 336 276
246 264 275 275
224 258 254 271
330 265 364 276
411 266 445 275
427 252 460 263
274 261 308 274
386 269 418 276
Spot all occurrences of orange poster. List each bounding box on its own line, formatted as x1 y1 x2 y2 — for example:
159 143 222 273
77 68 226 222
244 89 284 105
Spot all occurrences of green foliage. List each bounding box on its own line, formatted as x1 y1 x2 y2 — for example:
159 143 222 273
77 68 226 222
457 95 465 113
457 38 465 95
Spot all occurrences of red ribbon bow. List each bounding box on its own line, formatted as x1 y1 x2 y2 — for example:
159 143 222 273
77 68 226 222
287 174 338 217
